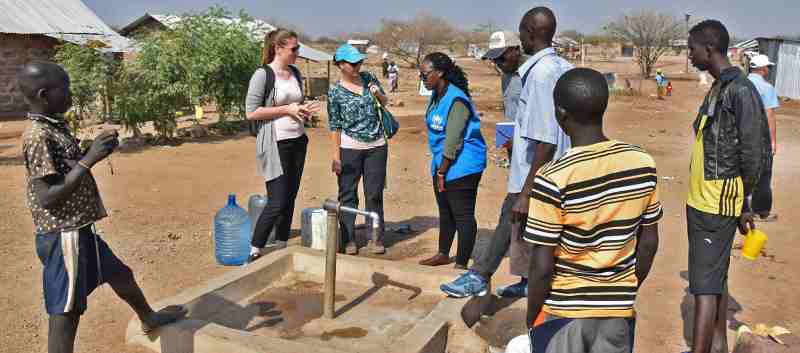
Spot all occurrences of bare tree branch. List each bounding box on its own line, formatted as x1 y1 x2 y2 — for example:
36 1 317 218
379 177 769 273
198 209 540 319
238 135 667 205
606 10 684 78
374 14 456 68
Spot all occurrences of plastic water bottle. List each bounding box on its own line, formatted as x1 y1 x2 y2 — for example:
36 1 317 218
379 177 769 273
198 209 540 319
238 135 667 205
247 195 276 243
214 194 251 266
247 195 267 234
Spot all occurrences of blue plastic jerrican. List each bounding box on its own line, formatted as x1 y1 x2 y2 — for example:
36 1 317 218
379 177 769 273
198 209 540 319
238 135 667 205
214 194 252 266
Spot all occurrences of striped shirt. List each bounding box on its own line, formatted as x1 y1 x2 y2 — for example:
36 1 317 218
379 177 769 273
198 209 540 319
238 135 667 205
524 140 663 318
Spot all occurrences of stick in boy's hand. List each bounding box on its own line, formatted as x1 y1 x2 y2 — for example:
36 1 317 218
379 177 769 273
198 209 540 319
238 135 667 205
104 130 119 175
82 130 118 172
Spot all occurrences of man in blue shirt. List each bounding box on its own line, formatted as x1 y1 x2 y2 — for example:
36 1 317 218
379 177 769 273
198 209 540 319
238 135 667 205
486 31 524 157
748 54 780 222
440 7 573 299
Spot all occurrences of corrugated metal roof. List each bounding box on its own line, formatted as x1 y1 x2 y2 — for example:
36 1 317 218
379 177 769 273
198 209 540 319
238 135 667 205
553 36 579 48
0 0 132 53
733 39 759 50
123 13 333 62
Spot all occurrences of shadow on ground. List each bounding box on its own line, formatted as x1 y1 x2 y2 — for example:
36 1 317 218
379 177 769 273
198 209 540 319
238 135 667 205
353 215 495 262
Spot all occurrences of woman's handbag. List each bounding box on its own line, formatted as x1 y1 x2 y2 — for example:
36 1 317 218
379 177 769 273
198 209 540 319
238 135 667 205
373 93 399 139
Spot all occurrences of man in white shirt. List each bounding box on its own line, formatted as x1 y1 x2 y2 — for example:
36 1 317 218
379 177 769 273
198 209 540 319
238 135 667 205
748 54 780 222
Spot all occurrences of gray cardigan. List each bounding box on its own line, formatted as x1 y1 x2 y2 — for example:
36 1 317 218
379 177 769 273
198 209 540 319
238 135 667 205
245 67 303 182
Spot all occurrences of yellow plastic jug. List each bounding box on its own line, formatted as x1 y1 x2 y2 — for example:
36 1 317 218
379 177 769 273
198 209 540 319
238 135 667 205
195 105 204 121
742 229 768 260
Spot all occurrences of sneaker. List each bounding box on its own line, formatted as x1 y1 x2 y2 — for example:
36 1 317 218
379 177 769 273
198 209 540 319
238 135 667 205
440 270 488 298
496 279 528 298
247 252 262 264
345 242 358 255
368 240 386 254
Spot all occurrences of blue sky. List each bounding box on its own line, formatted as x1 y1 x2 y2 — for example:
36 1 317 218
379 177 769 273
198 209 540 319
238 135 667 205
86 0 799 40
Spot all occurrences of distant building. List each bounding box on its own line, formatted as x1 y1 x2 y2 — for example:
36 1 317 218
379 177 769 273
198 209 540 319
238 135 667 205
0 0 130 117
728 39 758 60
347 39 370 54
621 45 635 57
729 37 800 99
756 37 800 99
119 13 333 62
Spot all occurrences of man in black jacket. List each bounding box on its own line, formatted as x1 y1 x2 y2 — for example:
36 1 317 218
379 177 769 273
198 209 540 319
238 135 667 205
684 20 770 353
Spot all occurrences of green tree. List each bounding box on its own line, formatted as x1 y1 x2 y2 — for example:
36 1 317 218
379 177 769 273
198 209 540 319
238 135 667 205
172 8 261 121
116 29 189 138
54 43 113 122
116 7 263 138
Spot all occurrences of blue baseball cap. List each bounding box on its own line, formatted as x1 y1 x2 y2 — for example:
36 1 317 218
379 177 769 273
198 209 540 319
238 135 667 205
334 44 366 64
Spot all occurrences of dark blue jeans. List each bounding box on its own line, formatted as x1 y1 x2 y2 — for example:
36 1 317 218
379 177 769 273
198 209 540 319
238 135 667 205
252 135 308 246
337 145 388 245
471 193 519 278
433 172 482 267
752 154 774 216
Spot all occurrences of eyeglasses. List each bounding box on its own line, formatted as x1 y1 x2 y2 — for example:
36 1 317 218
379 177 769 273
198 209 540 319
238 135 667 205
284 45 300 53
419 70 435 80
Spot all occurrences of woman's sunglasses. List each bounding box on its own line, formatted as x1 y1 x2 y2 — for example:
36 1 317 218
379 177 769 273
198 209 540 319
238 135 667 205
283 44 301 53
419 70 435 80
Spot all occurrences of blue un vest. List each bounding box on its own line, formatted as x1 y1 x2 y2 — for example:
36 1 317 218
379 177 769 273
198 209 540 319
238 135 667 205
426 84 487 182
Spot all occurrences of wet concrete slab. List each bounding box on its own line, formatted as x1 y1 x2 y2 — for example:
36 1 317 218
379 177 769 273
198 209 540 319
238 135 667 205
126 246 472 353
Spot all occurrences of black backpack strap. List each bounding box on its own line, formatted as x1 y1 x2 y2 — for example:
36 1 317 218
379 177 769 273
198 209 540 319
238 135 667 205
250 66 277 137
261 65 277 107
288 65 304 98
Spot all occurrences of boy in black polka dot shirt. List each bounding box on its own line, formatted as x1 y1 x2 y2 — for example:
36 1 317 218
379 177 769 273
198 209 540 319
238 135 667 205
19 61 185 353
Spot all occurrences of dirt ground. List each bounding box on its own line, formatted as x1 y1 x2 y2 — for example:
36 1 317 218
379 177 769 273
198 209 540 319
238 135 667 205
1 55 799 353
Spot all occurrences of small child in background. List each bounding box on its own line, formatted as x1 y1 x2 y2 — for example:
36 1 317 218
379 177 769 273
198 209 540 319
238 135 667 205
387 61 399 92
655 69 668 99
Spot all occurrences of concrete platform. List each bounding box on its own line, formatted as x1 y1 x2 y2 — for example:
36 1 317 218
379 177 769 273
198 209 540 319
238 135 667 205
126 246 474 353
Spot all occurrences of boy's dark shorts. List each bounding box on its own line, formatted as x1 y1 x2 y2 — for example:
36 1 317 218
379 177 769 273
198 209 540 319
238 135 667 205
530 315 636 353
35 225 131 315
686 206 737 295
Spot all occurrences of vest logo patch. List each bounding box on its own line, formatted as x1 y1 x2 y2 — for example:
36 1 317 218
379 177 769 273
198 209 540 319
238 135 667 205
431 114 445 131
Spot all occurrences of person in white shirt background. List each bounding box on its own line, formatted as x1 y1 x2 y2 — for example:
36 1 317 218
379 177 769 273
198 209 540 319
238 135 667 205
747 54 780 222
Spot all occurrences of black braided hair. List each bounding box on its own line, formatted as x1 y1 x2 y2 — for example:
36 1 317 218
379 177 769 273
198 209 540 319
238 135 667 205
423 52 470 98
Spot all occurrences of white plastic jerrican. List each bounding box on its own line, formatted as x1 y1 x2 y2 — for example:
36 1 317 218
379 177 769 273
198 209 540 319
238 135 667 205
301 208 328 250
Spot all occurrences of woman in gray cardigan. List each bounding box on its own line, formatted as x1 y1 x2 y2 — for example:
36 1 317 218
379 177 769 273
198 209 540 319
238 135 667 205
245 29 320 262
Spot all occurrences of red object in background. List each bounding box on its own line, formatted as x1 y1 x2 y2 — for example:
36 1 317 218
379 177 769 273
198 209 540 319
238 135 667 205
666 82 673 96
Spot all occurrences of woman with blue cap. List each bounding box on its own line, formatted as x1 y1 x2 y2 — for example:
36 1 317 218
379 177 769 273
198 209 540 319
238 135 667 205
417 52 487 269
328 44 390 255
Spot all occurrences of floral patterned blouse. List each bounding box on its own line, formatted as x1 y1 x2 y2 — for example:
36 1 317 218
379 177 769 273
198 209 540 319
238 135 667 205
327 72 385 143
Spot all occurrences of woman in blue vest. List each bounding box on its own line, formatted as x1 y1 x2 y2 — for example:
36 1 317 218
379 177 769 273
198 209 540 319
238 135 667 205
418 52 487 269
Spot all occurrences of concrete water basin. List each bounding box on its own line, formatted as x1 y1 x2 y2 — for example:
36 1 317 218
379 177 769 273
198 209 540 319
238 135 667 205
126 247 469 353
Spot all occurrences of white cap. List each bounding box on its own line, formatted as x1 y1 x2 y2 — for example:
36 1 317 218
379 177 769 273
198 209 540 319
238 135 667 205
750 54 775 68
483 31 521 60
